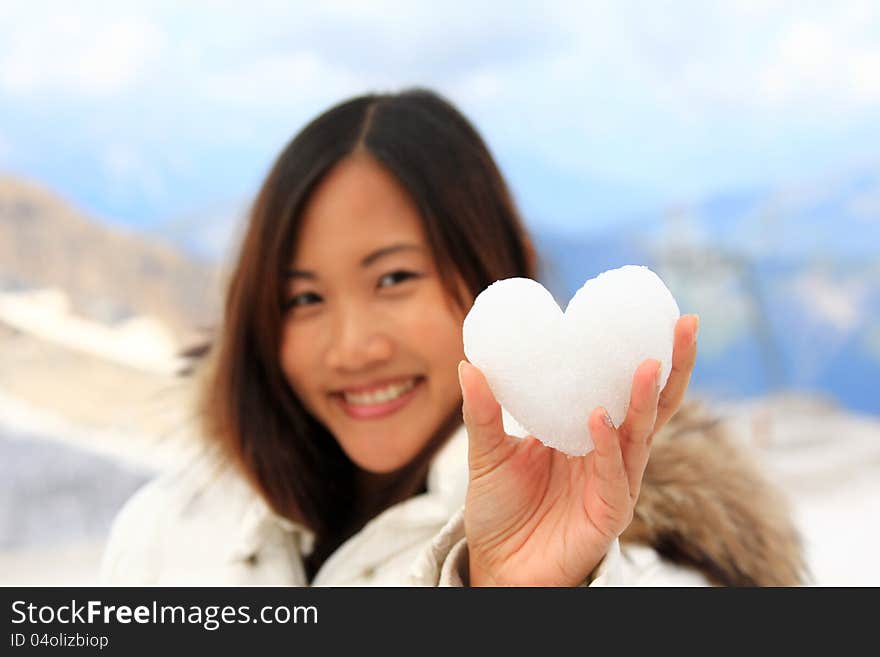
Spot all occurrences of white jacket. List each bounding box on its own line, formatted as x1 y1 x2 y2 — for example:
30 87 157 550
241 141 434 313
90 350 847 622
100 423 710 586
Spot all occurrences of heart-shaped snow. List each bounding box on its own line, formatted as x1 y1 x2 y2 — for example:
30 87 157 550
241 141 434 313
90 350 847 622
462 265 680 456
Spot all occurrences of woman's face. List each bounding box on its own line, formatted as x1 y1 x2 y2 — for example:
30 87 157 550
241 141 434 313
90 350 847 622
279 153 469 474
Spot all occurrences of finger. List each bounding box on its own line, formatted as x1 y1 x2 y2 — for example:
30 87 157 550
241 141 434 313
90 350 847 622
585 407 631 537
458 360 517 476
618 358 662 500
656 314 699 429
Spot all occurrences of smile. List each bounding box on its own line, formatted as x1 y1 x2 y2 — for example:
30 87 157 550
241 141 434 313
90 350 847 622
343 378 417 404
334 377 424 420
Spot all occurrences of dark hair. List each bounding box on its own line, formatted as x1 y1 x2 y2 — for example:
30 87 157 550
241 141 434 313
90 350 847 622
199 88 539 556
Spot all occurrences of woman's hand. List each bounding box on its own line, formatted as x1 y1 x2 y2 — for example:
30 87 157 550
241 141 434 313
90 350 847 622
459 314 699 586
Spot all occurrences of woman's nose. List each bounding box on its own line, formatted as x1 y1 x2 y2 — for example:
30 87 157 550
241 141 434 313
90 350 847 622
323 305 394 372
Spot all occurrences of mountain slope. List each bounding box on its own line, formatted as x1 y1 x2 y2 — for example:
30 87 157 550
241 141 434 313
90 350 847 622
534 165 880 414
0 176 221 341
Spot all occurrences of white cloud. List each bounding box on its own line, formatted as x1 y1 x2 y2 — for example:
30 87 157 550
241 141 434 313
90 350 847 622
1 0 879 220
2 1 876 120
792 272 868 334
517 1 880 124
0 11 165 97
451 68 507 105
759 20 880 108
201 51 362 108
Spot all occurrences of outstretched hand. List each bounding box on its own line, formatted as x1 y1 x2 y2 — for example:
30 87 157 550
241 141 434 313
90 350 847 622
459 314 699 586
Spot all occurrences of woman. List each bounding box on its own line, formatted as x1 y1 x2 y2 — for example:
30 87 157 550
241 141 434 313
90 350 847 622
101 89 805 586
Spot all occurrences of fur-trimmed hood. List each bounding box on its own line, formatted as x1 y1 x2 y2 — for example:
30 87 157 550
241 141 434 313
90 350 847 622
622 400 807 586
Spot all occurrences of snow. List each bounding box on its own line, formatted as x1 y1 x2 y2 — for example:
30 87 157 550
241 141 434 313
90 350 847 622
0 287 183 375
716 394 880 586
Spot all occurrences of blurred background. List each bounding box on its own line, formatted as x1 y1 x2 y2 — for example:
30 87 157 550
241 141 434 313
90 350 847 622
1 0 878 585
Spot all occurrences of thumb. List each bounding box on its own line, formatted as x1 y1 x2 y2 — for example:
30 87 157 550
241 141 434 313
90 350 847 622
458 360 515 474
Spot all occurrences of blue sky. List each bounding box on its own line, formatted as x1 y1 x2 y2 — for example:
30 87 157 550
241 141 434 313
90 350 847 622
1 0 879 235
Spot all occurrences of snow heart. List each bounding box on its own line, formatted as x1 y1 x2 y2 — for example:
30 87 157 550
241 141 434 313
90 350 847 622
462 266 680 456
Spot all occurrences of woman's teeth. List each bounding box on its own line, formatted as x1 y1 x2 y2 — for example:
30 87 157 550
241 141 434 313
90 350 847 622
343 378 418 405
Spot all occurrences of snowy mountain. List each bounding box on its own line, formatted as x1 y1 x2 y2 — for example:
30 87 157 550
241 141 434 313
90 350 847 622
12 163 873 414
535 164 880 414
0 176 221 341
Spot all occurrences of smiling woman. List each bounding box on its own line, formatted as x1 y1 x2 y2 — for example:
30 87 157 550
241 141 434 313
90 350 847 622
99 89 805 587
219 92 537 579
100 89 540 583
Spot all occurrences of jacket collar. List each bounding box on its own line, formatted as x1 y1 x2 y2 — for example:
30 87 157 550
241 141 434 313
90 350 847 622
230 422 471 561
425 422 469 510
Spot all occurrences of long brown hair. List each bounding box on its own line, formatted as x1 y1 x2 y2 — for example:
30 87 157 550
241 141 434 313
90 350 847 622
199 88 538 546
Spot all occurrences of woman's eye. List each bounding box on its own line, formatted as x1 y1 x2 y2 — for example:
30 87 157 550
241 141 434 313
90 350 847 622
378 270 419 289
284 292 322 310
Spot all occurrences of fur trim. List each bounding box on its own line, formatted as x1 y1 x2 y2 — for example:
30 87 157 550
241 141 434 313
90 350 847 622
621 400 808 586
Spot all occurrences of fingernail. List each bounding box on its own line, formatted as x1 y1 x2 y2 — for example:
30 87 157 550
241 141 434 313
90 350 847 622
693 314 700 341
602 409 615 429
458 361 469 420
653 359 662 390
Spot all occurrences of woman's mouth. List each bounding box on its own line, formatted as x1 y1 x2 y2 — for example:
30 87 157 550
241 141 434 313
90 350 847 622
334 376 425 420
